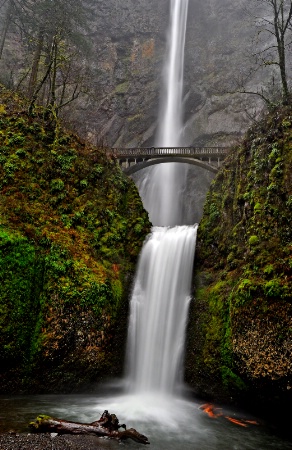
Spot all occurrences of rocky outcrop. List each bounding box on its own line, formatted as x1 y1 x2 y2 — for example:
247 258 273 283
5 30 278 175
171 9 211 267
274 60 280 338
0 86 151 393
63 0 274 224
185 106 292 424
62 0 169 148
183 0 263 146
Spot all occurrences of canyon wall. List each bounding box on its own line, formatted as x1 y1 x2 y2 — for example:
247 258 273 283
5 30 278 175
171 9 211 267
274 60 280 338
72 0 265 148
186 105 292 429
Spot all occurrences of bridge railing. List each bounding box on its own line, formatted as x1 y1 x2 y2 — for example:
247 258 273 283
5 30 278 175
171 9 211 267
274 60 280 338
111 147 229 157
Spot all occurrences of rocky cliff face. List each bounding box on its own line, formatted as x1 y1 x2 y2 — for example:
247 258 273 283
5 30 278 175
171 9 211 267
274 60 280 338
64 0 270 224
65 0 168 148
68 0 266 148
184 0 261 146
185 105 292 427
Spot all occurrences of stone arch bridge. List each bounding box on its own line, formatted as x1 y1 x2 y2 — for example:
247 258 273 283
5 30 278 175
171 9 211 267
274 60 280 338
111 147 229 174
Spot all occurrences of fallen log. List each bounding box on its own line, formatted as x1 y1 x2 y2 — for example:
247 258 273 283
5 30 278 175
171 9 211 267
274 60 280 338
29 410 150 445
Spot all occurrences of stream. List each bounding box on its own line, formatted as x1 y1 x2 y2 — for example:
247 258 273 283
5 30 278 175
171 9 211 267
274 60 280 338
0 393 291 449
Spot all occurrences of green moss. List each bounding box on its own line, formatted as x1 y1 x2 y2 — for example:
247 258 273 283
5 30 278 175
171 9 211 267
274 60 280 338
187 105 292 400
127 113 143 122
248 235 259 246
29 415 52 430
263 279 283 297
263 264 274 275
115 82 130 95
254 202 261 213
0 227 44 365
0 85 151 392
50 178 65 192
282 119 291 128
221 366 247 391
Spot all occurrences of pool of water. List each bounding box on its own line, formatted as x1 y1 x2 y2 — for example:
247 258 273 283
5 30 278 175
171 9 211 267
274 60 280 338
0 392 291 449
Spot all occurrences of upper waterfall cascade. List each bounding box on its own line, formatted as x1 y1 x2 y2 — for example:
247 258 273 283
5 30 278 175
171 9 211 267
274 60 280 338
134 0 190 227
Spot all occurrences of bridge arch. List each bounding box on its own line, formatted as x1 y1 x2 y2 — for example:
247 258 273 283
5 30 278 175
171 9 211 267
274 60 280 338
112 147 229 175
123 157 218 175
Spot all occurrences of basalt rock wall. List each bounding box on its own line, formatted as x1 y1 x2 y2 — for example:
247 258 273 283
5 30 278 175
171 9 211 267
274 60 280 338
185 106 292 430
66 0 168 148
71 0 264 148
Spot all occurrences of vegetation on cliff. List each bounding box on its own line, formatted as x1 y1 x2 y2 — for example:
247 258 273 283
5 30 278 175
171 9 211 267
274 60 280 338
186 106 292 411
0 85 151 392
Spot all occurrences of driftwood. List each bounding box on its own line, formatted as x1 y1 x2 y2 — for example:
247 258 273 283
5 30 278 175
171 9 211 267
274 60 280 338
29 410 150 445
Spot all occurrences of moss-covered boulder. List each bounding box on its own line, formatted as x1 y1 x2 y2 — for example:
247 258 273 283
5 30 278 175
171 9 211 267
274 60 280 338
0 86 151 393
186 106 292 414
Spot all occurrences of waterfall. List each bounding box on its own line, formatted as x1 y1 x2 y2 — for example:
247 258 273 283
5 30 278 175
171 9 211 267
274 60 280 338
156 0 189 147
126 225 197 395
136 0 190 227
126 0 195 398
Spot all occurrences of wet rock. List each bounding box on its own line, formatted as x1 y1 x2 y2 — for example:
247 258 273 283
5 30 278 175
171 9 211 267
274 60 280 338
0 433 117 450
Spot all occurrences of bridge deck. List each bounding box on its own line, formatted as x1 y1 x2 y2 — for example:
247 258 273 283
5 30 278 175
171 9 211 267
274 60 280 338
112 146 229 158
110 146 229 174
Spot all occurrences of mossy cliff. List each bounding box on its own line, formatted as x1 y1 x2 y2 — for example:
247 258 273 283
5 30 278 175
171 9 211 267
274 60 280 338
0 86 151 393
186 107 292 414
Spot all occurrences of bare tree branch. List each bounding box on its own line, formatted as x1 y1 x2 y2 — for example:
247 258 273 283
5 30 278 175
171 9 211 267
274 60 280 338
242 0 292 104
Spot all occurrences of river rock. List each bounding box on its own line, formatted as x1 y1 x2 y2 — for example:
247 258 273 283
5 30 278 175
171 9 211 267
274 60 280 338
0 433 117 450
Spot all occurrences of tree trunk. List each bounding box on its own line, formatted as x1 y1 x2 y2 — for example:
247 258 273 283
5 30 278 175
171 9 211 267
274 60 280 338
273 1 290 104
49 35 58 109
28 28 45 98
0 0 13 59
29 411 150 445
278 40 289 104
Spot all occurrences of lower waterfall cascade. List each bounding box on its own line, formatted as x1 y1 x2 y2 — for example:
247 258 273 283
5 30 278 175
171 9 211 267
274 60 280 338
126 225 198 395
